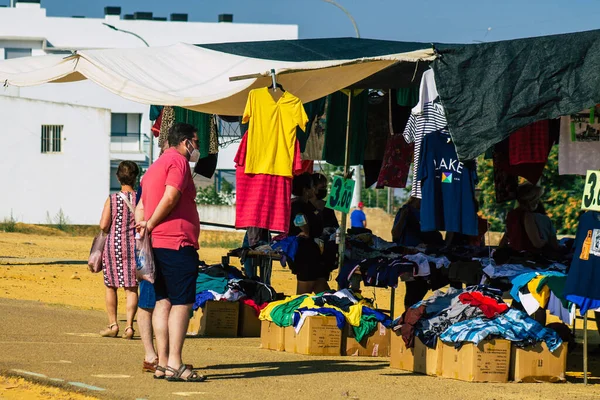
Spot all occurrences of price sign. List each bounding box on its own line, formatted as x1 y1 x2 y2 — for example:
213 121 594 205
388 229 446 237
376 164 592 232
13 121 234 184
326 175 355 214
582 170 600 211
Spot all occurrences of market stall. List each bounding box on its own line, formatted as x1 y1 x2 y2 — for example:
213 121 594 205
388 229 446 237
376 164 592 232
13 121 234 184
4 30 600 383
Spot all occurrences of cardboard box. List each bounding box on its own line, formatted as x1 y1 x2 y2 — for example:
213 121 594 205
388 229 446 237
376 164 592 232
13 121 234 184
238 304 262 337
186 301 239 337
389 332 442 375
284 316 341 356
260 320 286 351
342 322 390 357
441 339 510 383
510 343 567 382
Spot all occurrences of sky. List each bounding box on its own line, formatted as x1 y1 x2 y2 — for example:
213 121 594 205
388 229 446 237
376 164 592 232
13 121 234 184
18 0 600 44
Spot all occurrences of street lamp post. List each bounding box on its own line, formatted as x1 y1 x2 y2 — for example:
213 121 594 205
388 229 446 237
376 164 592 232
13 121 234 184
102 23 154 165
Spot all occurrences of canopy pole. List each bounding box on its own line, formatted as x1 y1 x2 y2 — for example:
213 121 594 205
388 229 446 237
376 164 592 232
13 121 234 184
337 89 353 290
584 311 588 385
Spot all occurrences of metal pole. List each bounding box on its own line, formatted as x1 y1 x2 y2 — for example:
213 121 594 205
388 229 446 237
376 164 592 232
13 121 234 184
149 135 154 165
337 89 354 289
390 287 396 319
584 312 588 385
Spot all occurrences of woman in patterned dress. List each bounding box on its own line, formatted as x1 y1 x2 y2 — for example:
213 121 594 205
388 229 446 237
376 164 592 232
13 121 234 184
98 161 140 339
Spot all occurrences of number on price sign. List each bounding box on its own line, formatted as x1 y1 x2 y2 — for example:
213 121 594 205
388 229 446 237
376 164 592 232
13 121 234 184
326 176 356 214
582 170 600 211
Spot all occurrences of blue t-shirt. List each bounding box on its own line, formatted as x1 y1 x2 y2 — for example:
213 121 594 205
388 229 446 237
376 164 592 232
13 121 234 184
417 130 478 235
350 209 366 228
565 211 600 312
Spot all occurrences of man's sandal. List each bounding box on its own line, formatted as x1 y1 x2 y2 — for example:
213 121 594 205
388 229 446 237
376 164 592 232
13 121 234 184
165 365 207 382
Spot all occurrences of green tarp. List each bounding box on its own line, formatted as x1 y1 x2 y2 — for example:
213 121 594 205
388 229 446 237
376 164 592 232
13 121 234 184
433 29 600 160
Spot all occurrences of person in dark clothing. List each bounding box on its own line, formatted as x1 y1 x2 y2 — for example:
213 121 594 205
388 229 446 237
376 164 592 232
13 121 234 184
391 197 444 310
310 173 339 293
289 173 325 294
499 183 560 253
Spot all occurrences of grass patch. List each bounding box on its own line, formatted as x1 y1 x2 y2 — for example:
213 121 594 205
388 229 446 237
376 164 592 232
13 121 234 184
200 230 245 249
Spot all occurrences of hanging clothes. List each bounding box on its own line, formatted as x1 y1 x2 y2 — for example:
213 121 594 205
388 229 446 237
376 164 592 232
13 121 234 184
301 98 328 161
296 97 327 153
151 109 163 138
209 115 219 154
493 138 546 187
158 106 175 150
235 133 302 233
396 87 419 108
376 134 413 189
242 88 308 177
559 110 600 175
509 120 551 165
564 211 600 313
150 105 163 121
173 107 212 159
403 101 448 199
323 90 369 166
417 130 478 236
412 69 439 115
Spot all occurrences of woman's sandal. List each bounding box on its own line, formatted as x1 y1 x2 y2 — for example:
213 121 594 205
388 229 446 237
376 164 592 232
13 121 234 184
99 323 119 338
122 326 135 340
153 365 167 380
165 365 207 382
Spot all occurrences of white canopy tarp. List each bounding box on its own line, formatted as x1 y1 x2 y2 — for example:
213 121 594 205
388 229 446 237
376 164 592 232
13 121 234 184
0 42 435 115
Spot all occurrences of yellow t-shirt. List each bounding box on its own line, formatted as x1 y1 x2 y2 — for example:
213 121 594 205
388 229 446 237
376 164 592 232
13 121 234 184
242 88 308 177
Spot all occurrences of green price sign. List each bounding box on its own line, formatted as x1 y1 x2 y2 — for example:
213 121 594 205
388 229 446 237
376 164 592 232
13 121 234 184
326 175 355 214
582 170 600 211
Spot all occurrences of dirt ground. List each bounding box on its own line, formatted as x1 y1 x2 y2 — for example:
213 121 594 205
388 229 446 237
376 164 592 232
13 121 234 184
1 230 600 399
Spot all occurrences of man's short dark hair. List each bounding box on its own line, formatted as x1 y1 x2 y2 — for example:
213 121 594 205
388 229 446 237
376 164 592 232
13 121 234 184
168 122 197 147
116 161 139 187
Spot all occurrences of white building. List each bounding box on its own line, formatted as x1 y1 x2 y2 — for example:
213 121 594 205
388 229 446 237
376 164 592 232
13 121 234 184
0 0 298 224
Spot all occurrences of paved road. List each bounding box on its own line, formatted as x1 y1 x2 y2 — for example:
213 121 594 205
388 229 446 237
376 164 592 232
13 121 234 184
2 298 600 400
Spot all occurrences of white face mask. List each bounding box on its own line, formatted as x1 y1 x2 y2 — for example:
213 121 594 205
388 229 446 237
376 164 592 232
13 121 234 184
186 140 200 163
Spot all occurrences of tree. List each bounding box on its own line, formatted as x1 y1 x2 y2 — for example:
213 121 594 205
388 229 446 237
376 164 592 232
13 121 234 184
195 178 235 206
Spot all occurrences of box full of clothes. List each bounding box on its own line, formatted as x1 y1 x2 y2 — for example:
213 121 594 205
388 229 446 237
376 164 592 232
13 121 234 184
239 303 262 337
390 333 442 375
189 262 277 338
509 342 567 383
441 339 510 383
342 322 390 357
390 285 565 382
259 289 392 356
187 300 239 337
260 320 286 351
284 316 342 356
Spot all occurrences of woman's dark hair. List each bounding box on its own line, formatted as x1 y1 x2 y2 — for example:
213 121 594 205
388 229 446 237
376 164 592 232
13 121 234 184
292 173 313 197
312 173 328 187
168 122 197 147
116 161 139 187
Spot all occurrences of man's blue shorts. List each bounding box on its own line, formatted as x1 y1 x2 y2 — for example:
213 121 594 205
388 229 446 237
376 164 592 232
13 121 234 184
153 246 199 306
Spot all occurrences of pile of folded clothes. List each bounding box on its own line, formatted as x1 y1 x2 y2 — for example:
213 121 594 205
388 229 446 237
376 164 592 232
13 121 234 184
391 285 563 352
193 263 277 316
259 289 392 342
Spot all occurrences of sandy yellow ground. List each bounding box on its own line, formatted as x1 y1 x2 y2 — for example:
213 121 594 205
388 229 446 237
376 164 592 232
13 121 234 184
0 376 97 400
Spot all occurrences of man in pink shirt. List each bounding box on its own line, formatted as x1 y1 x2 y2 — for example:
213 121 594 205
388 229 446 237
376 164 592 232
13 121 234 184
136 123 205 382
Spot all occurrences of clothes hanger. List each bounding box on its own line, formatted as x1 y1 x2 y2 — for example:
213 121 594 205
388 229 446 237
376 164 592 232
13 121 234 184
268 68 285 93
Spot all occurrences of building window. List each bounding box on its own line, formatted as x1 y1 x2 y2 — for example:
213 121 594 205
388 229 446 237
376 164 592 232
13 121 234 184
5 48 32 60
111 113 140 136
41 125 63 153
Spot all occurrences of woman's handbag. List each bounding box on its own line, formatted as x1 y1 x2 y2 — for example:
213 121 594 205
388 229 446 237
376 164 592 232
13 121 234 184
88 231 107 273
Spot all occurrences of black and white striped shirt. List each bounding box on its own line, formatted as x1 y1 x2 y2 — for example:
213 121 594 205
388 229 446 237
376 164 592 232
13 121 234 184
403 102 448 198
